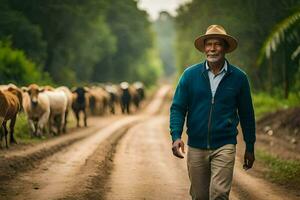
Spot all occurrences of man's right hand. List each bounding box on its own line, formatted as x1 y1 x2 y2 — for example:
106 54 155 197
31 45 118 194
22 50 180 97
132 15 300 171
172 139 185 159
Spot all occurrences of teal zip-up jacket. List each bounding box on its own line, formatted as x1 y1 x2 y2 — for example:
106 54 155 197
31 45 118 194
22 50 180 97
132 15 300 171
170 61 256 152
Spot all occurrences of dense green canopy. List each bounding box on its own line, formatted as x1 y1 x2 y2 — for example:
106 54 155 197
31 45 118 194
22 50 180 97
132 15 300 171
0 0 163 86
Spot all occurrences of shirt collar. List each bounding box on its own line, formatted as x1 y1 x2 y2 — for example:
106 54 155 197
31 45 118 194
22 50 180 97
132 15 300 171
205 60 228 73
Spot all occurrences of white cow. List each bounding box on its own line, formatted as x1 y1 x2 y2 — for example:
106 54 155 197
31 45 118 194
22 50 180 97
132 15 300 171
44 89 68 135
56 86 73 133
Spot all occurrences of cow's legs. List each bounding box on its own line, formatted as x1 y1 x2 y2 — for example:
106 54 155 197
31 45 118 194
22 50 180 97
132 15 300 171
57 112 65 135
126 102 130 114
0 125 4 148
3 121 8 148
50 115 54 135
83 110 87 127
9 116 17 144
75 111 80 127
121 103 125 114
38 111 50 137
28 119 36 137
63 110 68 133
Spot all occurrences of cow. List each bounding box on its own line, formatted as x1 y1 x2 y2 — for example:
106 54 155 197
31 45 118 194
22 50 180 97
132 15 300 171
22 84 50 138
119 82 132 114
105 84 120 114
44 88 68 135
132 82 145 109
0 86 23 148
89 86 110 115
56 86 73 133
72 87 89 127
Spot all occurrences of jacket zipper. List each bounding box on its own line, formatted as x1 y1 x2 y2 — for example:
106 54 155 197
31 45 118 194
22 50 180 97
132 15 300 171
204 66 231 149
203 71 214 149
207 96 214 149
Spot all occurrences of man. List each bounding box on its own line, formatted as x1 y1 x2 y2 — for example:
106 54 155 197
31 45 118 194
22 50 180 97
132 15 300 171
170 25 255 200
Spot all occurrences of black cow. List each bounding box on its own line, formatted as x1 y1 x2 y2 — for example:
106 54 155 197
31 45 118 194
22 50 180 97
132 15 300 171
72 87 89 127
132 82 145 109
119 82 131 114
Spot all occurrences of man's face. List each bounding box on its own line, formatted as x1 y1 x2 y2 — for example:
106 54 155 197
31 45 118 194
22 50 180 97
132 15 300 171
204 38 226 63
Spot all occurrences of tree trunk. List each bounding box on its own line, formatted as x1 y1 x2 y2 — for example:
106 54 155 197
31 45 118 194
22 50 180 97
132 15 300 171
283 42 289 99
268 55 273 94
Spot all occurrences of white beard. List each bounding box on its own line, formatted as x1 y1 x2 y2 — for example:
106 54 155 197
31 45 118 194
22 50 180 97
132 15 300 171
206 54 223 63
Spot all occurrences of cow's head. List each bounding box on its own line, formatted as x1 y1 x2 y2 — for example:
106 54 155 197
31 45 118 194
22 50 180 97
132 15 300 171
120 82 129 90
23 84 44 107
72 87 89 103
72 87 89 95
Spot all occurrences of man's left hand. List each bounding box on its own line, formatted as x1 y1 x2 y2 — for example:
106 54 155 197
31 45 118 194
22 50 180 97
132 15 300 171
243 151 255 170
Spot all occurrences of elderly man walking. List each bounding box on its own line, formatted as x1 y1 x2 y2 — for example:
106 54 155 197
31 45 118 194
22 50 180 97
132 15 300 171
170 25 256 200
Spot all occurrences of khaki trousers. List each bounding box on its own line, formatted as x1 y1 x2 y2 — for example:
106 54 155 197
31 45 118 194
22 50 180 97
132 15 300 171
187 144 236 200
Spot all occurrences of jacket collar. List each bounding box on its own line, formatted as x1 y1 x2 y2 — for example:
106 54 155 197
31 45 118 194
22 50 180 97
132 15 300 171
200 59 233 75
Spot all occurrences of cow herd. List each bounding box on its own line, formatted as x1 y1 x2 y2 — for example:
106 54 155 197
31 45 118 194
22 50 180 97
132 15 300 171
0 82 145 148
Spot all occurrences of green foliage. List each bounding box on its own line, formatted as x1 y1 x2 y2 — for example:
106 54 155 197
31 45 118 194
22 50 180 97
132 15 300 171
13 112 35 143
135 48 163 86
0 2 47 64
54 67 77 87
0 0 162 86
256 149 300 184
24 0 117 83
253 92 300 118
153 12 176 76
92 0 162 86
257 10 300 66
292 67 300 95
0 41 51 85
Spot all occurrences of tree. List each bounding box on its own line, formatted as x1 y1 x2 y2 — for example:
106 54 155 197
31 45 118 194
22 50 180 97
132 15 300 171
0 41 51 85
93 0 160 85
0 0 163 86
0 2 46 64
153 11 176 77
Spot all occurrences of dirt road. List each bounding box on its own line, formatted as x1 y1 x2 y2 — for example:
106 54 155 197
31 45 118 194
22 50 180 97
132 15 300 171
0 85 299 200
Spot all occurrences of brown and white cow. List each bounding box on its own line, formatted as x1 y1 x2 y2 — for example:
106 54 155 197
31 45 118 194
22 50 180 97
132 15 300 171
22 84 50 137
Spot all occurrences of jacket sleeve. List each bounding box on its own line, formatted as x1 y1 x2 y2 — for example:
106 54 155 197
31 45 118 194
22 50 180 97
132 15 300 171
170 71 189 142
237 74 256 152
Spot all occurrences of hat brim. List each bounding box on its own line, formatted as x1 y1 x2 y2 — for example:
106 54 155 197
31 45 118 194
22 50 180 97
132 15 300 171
194 34 238 53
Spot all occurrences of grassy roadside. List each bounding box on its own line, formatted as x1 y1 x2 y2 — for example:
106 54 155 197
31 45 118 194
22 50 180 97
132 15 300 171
252 92 300 119
256 149 300 186
253 92 300 188
13 112 42 144
4 112 77 146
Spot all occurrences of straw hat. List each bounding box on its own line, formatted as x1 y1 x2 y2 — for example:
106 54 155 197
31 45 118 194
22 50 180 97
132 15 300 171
194 25 238 53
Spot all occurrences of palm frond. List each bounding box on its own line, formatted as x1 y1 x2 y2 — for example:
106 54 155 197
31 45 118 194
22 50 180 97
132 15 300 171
256 10 300 66
291 45 300 60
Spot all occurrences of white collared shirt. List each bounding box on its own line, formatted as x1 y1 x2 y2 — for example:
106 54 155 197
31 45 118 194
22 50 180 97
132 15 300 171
206 61 228 97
